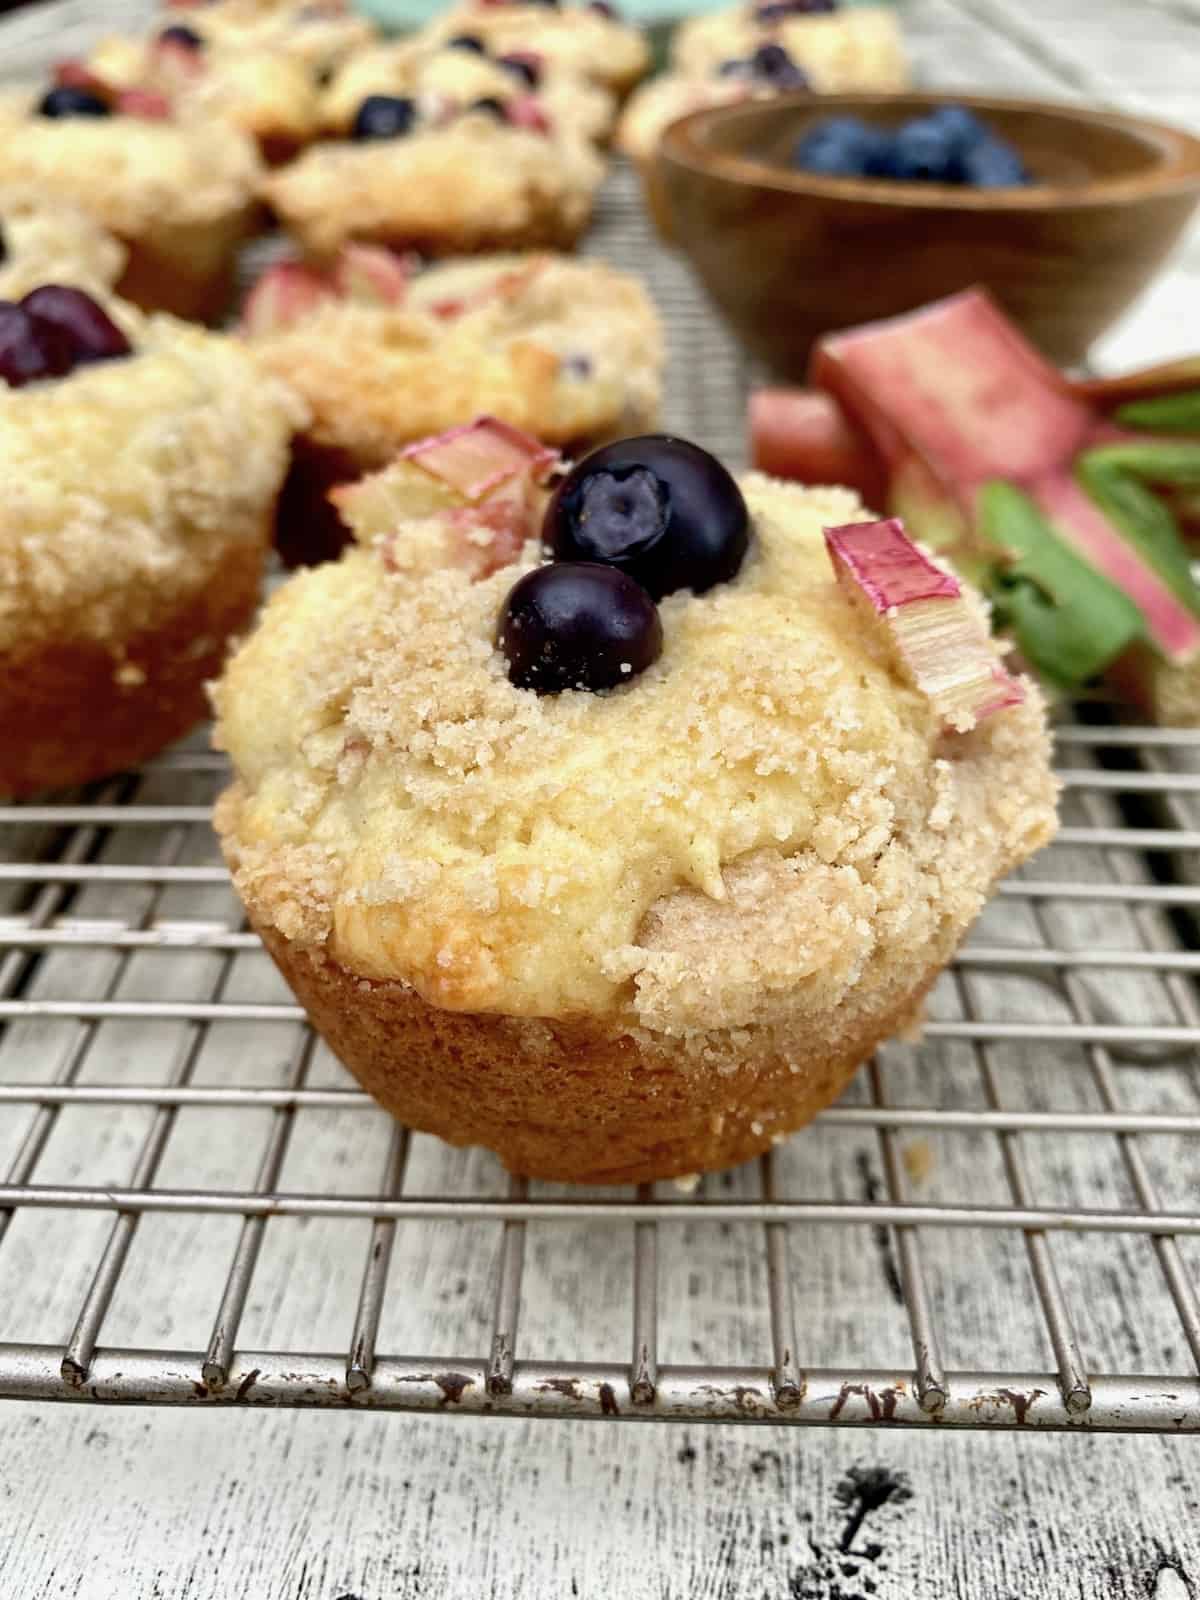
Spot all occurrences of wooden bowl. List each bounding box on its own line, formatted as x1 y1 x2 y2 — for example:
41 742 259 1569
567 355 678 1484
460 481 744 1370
656 93 1200 374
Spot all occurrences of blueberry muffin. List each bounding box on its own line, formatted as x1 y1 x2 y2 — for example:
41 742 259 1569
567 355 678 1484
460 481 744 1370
319 36 616 147
0 287 301 795
423 0 650 98
669 1 909 87
0 188 127 301
213 430 1056 1183
0 85 261 321
245 248 663 563
262 97 605 260
165 0 376 75
84 24 323 162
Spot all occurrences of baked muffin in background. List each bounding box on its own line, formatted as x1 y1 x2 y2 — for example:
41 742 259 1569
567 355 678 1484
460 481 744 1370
0 288 302 796
0 87 262 321
161 0 377 75
214 427 1057 1184
423 0 650 98
243 247 663 565
261 96 605 260
669 1 909 84
318 35 617 147
0 188 127 301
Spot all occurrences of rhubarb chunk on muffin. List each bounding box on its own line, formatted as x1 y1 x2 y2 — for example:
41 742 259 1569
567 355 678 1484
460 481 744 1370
0 288 302 795
262 96 605 260
213 426 1057 1184
0 187 127 301
0 84 261 321
243 248 663 564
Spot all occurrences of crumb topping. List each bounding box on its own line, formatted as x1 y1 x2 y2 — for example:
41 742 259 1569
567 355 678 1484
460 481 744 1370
0 304 305 652
425 2 650 87
249 253 662 461
0 89 262 233
214 472 1058 1032
670 4 909 86
261 118 604 258
0 187 127 301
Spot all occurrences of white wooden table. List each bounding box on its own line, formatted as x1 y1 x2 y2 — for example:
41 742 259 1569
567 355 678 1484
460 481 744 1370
2 2 1200 1596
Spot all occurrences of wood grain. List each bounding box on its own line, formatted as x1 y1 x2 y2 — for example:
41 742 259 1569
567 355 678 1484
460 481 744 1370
2 1 1200 1596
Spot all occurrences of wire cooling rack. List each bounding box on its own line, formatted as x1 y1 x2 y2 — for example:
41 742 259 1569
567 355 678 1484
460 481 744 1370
2 172 1200 1432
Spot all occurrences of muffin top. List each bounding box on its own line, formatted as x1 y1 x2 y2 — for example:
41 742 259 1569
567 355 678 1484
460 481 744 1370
424 1 650 91
261 111 604 257
172 0 377 71
247 252 662 460
0 189 127 301
0 299 303 654
320 38 616 144
670 3 909 86
214 459 1056 1034
0 89 262 234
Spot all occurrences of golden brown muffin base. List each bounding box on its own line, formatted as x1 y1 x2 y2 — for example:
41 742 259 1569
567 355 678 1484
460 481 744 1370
114 208 258 323
256 921 932 1184
0 540 264 797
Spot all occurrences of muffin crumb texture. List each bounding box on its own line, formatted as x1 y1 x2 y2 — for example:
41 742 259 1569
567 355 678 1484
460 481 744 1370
215 472 1058 1054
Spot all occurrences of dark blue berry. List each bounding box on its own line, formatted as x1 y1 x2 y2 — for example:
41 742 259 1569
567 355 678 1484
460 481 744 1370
0 300 72 388
159 23 205 48
37 86 112 119
961 136 1028 187
21 285 131 367
754 0 835 19
886 115 961 182
926 103 987 154
792 115 887 178
351 94 416 141
498 563 662 694
0 224 7 267
468 96 508 119
499 53 541 87
750 42 809 89
447 32 487 52
544 435 750 600
587 0 618 15
716 56 749 76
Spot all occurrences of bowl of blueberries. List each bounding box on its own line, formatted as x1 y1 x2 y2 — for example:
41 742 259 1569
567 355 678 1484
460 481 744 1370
656 92 1200 374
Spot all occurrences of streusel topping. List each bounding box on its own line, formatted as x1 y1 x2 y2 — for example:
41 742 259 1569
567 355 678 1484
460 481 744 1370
215 472 1057 1030
0 188 127 301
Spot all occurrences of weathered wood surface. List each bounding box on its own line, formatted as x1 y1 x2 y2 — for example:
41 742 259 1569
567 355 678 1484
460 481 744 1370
2 0 1200 1596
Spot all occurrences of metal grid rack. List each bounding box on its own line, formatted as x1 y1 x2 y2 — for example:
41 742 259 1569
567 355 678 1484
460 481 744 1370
1 174 1200 1433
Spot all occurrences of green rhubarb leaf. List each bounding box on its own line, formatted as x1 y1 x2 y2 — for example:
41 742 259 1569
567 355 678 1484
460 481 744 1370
1115 388 1200 433
1078 442 1200 615
976 480 1143 688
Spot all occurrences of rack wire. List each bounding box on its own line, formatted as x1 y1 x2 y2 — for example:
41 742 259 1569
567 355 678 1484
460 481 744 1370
2 171 1199 1432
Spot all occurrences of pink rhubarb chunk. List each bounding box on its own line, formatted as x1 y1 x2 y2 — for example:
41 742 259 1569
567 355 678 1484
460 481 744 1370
399 417 560 502
826 517 1024 732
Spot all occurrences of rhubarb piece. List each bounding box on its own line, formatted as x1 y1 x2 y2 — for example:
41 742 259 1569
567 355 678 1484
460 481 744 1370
331 243 413 305
54 61 114 99
748 386 886 504
506 96 553 134
810 288 1200 695
825 517 1023 732
240 261 336 336
117 88 173 120
399 417 559 502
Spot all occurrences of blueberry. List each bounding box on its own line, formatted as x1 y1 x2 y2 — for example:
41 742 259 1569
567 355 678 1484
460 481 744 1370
544 435 750 600
0 300 72 388
749 42 809 90
21 285 131 367
792 115 887 178
587 0 618 15
159 23 205 48
350 94 416 141
0 224 6 266
754 0 836 19
447 32 487 52
499 52 541 87
498 562 662 694
926 103 987 153
961 136 1029 187
887 114 961 182
467 96 508 119
37 86 111 119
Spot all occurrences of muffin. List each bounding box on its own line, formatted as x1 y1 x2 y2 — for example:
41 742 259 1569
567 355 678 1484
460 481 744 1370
318 36 616 147
164 0 376 74
0 288 302 796
244 248 663 564
0 86 261 321
669 2 909 85
84 24 323 162
0 188 127 301
261 99 605 260
423 0 650 98
213 429 1057 1184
